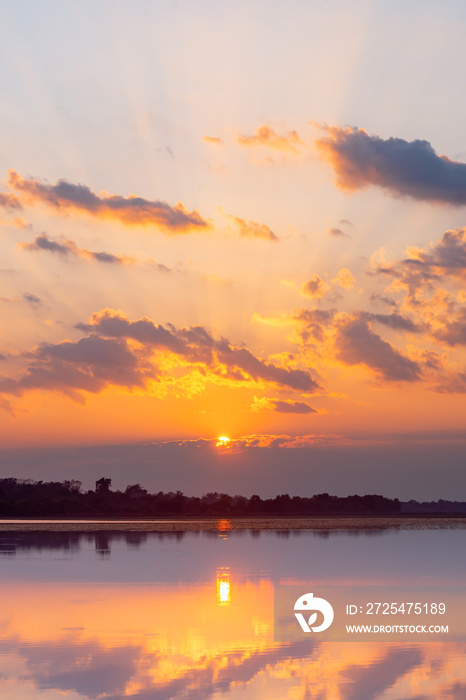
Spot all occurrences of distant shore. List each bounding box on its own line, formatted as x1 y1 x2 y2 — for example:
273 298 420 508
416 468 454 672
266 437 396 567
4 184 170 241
0 515 465 532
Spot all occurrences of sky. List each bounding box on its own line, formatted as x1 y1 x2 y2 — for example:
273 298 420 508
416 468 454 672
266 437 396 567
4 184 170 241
1 0 466 498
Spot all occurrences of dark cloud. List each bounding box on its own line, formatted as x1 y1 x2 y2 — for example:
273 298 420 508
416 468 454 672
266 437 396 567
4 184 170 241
79 309 320 392
76 310 188 354
23 293 43 307
21 232 71 255
328 227 348 237
360 311 422 333
441 682 466 699
8 170 210 232
434 308 466 346
216 343 319 391
316 125 466 204
369 292 398 309
20 233 135 265
0 310 320 405
370 229 466 301
0 335 154 400
294 308 336 343
432 370 466 394
334 315 423 382
403 228 466 278
270 399 316 414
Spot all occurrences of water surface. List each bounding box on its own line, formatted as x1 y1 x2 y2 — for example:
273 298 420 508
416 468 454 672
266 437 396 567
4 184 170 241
0 519 464 699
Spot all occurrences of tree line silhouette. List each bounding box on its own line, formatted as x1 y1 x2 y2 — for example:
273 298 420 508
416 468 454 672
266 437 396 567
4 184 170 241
0 477 464 517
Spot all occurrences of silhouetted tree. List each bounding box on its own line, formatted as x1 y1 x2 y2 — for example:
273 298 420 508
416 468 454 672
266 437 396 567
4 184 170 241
95 477 112 493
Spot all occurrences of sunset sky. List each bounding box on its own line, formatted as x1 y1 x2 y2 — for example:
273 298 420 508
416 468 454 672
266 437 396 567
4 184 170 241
1 1 466 498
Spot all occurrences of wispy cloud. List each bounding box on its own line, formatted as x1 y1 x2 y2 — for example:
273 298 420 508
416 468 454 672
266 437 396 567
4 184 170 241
251 396 317 414
19 233 136 266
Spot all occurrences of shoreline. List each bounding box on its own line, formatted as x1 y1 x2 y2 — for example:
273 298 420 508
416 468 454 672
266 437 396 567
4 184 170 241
0 515 465 532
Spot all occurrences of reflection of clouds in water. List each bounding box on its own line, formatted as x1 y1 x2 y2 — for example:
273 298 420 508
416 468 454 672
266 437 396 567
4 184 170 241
1 633 465 700
340 646 423 700
0 636 141 698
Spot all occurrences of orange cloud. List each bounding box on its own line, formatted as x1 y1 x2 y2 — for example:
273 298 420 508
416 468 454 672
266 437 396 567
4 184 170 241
203 135 223 145
7 170 210 233
0 309 321 409
223 211 278 241
237 125 304 154
301 274 329 299
332 268 355 289
0 191 22 209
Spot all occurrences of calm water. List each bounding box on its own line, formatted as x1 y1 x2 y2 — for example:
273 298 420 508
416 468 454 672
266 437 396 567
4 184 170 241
0 519 465 699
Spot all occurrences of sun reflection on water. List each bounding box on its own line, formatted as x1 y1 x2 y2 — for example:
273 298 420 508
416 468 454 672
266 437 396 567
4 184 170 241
216 567 231 606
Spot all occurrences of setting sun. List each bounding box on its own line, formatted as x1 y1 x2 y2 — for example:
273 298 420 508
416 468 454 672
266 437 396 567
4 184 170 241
216 436 230 448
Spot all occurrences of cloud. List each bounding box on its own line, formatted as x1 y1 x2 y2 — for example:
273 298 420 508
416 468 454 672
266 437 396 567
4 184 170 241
332 268 355 289
328 227 348 237
0 308 321 406
360 311 422 333
251 396 317 414
223 211 278 241
7 170 210 233
370 229 466 306
0 635 141 698
0 293 43 308
403 228 466 279
203 135 223 145
294 308 336 343
79 309 321 392
434 308 466 346
237 125 304 154
432 371 466 394
316 125 466 204
369 293 398 309
23 293 43 308
20 233 135 265
341 647 423 700
0 334 155 401
0 192 22 209
301 275 329 299
334 315 423 382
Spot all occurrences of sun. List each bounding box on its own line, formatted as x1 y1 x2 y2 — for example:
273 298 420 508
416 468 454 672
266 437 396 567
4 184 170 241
216 436 230 448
